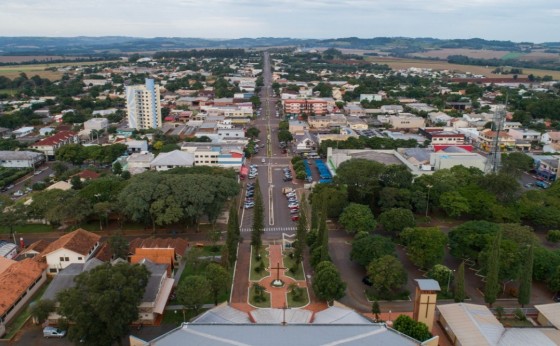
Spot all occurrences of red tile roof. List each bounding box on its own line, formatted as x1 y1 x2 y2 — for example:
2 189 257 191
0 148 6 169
0 258 46 316
77 170 101 180
41 228 101 257
129 238 188 258
34 131 77 146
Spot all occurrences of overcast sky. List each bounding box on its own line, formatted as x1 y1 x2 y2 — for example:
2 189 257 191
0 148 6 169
1 0 558 42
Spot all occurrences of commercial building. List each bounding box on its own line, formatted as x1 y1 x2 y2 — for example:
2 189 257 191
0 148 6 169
126 78 162 130
0 151 44 168
181 143 244 171
84 118 109 131
283 99 328 115
31 131 79 159
150 150 195 171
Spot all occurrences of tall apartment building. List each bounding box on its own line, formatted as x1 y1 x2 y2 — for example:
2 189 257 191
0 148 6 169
126 79 162 129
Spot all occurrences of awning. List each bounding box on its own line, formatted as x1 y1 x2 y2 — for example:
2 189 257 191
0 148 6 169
153 277 175 314
240 166 249 176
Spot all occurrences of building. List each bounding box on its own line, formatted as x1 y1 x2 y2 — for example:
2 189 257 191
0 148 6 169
12 126 34 138
437 303 560 345
283 99 328 115
345 104 365 117
181 143 244 171
535 303 560 329
39 127 55 136
0 127 12 139
308 115 347 130
508 128 541 142
150 150 195 171
346 117 368 131
412 279 440 331
129 237 189 268
126 152 155 175
84 118 109 131
126 78 162 130
0 241 18 259
419 128 465 146
289 120 309 134
477 130 516 151
0 151 44 168
136 259 174 325
360 94 382 102
31 131 79 159
0 258 47 326
125 140 149 154
378 114 426 130
40 229 101 274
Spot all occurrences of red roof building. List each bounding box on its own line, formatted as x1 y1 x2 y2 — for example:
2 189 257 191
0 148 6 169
31 131 78 157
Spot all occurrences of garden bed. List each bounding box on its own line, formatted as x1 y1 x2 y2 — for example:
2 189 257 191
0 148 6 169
249 285 271 308
282 251 305 281
287 286 309 308
249 246 269 281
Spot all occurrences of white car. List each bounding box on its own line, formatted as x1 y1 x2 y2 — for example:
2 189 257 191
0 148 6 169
261 158 266 163
12 190 24 197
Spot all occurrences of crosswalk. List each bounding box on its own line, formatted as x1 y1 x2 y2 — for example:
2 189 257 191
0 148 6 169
241 226 297 233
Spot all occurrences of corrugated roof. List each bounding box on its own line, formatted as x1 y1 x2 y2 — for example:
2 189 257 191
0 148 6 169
415 279 441 291
250 308 312 324
438 303 504 346
535 303 560 329
150 150 194 167
313 306 371 324
42 258 104 301
193 304 251 324
33 131 77 146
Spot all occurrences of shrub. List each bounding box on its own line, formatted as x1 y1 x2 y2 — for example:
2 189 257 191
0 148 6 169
514 308 526 321
547 230 560 243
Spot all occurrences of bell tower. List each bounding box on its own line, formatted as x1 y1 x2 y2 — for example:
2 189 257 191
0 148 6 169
413 279 441 331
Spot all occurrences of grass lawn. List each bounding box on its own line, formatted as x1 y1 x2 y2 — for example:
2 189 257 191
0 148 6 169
0 224 53 234
249 285 271 308
287 287 309 308
282 251 305 281
500 318 534 327
249 246 270 281
162 308 207 326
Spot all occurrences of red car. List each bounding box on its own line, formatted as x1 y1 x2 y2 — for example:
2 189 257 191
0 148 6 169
291 215 299 221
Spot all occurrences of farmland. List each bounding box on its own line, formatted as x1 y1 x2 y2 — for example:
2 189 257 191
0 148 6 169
0 60 120 80
0 56 84 63
366 56 560 79
412 48 510 60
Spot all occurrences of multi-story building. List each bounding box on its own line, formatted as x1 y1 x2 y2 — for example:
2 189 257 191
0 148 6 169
283 99 328 115
181 143 245 171
0 151 44 168
126 79 162 130
31 131 79 159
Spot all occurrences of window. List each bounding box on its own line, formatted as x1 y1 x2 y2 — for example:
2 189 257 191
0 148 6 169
59 257 64 261
65 257 69 261
78 257 83 260
50 268 57 273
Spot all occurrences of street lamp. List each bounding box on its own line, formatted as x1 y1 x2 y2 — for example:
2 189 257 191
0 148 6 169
425 185 433 218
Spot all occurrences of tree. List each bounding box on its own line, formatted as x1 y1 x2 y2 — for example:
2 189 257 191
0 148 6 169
518 242 534 307
312 261 346 303
454 262 466 302
251 179 264 254
108 234 129 259
400 227 447 269
338 203 376 234
226 202 240 266
30 299 55 324
393 315 432 342
70 175 83 190
350 233 395 267
334 159 385 204
378 208 415 236
112 161 123 175
277 129 293 143
57 263 149 346
177 275 211 315
501 152 534 177
484 231 502 307
549 266 560 292
367 255 407 294
0 203 26 240
205 263 230 305
294 206 308 265
439 191 470 218
371 300 381 321
427 264 453 291
246 127 260 139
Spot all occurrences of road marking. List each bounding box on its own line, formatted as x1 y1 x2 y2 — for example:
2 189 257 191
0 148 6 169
240 227 297 233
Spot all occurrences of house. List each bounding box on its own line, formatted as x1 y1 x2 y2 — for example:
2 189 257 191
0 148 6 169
345 104 365 117
289 120 309 135
0 151 45 168
380 105 404 114
126 152 155 175
360 94 382 102
150 150 195 171
84 118 109 131
31 131 79 159
294 133 316 152
74 169 101 181
0 127 12 139
125 140 149 153
40 229 101 274
346 117 368 131
378 114 426 131
129 237 189 268
508 128 541 142
42 258 104 324
136 259 174 324
0 258 47 325
17 239 50 260
131 248 174 276
12 126 34 138
39 127 55 136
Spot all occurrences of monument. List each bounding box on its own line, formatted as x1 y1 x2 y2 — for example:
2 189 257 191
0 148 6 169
270 261 286 287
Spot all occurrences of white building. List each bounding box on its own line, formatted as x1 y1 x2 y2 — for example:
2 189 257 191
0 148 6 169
12 127 34 138
126 78 162 130
0 151 44 168
126 152 154 175
84 118 109 131
150 150 195 171
40 229 101 274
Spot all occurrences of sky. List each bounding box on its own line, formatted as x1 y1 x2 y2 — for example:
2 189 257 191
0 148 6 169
0 0 558 42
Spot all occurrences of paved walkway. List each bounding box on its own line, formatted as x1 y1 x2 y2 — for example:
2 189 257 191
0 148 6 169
230 241 251 305
256 244 307 308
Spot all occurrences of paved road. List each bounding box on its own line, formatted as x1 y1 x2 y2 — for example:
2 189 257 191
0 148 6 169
1 163 53 200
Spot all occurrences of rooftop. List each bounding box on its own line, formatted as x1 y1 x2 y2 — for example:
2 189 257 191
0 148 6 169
33 131 77 146
40 228 101 257
0 258 46 316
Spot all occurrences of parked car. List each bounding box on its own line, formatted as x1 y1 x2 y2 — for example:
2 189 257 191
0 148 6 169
261 158 266 163
283 176 292 182
286 192 296 198
290 208 300 214
43 327 66 338
536 181 549 189
12 190 23 197
6 184 15 190
291 215 299 221
288 203 299 209
362 276 373 286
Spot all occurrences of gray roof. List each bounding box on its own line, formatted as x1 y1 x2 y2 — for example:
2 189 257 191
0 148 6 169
150 150 195 167
441 146 469 154
403 148 430 162
250 308 312 324
312 306 372 324
0 150 43 160
415 279 441 291
43 258 104 301
193 304 251 324
140 259 168 303
150 324 420 346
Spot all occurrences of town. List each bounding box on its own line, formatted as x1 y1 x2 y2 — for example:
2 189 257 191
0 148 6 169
1 44 560 346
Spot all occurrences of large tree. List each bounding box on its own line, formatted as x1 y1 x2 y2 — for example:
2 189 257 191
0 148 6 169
294 206 308 265
338 203 376 234
518 242 534 307
205 263 230 305
501 152 534 177
334 159 385 204
251 179 264 254
177 275 211 315
400 227 447 269
312 261 346 303
57 263 149 346
454 262 466 302
226 201 240 266
439 191 470 218
350 233 395 267
367 255 407 294
378 208 416 236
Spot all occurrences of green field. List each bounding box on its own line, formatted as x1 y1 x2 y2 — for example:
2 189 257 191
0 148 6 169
501 52 525 60
0 223 53 234
0 60 120 80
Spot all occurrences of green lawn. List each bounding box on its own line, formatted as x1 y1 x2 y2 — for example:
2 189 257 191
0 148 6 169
287 287 309 308
249 246 270 281
282 251 305 281
500 318 533 327
500 52 524 60
0 224 53 234
249 285 271 308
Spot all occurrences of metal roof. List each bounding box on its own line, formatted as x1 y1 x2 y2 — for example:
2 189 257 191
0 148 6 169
438 303 504 346
535 303 560 329
415 279 441 291
193 304 251 324
313 306 372 324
